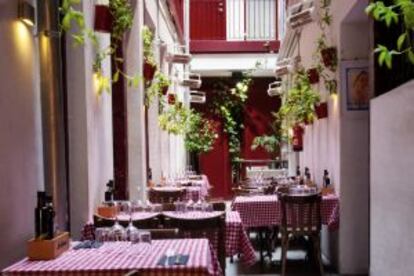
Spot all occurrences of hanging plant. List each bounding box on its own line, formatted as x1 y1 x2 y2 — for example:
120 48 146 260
60 0 140 95
185 112 218 154
145 71 171 106
167 93 176 105
142 26 158 82
366 0 414 68
307 67 320 84
315 102 328 119
158 103 191 135
277 69 321 128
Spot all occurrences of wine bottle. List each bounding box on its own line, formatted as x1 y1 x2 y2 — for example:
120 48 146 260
323 170 330 187
35 191 46 239
44 196 55 240
104 180 114 202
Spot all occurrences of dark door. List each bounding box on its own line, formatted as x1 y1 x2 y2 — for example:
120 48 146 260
190 0 226 40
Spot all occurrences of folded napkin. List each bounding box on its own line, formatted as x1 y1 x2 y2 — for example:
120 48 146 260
157 254 190 266
73 240 103 250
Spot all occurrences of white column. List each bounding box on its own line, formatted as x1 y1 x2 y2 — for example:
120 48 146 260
125 0 147 200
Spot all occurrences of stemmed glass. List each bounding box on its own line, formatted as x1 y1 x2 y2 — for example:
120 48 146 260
110 202 126 241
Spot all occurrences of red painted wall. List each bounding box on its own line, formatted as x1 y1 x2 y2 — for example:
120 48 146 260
194 77 280 199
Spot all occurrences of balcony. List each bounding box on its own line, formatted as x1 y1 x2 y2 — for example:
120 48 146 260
189 0 282 53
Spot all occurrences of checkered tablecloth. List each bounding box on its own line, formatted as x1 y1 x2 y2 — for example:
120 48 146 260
232 194 340 231
82 211 257 266
2 239 220 276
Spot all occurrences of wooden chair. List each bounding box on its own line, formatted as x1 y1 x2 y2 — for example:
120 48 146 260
279 193 324 276
148 188 186 203
163 213 226 273
93 214 161 229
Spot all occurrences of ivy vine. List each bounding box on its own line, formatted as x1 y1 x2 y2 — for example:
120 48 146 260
60 0 141 94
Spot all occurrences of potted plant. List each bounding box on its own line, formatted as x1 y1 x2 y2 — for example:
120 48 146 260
315 102 328 119
321 47 337 69
94 4 112 33
278 69 320 127
158 103 191 135
167 93 176 105
142 25 157 82
307 67 320 84
292 124 304 152
145 71 171 106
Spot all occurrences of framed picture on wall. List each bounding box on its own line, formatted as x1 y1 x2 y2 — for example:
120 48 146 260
341 60 371 111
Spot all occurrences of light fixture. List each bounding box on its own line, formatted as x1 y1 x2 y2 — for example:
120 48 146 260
18 1 35 27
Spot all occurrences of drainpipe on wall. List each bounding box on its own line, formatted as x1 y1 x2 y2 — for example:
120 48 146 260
36 0 69 231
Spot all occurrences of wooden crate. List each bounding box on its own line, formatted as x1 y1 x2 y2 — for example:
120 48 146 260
97 205 118 218
27 232 70 260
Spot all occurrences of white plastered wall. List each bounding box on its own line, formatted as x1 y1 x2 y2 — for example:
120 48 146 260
281 0 371 273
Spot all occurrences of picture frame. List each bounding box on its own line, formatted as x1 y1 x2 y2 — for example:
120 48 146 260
341 60 371 111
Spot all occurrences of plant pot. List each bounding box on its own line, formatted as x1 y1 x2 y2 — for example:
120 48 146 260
167 94 176 105
143 61 157 81
307 68 320 84
315 102 328 119
94 5 112 33
292 125 304 152
161 85 169 95
321 47 337 69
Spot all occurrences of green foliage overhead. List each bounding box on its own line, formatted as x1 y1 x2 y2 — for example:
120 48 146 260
158 103 191 135
251 135 279 155
366 0 414 68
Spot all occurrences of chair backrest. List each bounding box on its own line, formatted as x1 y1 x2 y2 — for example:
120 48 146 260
280 193 322 235
162 213 226 272
148 188 185 203
147 228 181 239
93 214 161 229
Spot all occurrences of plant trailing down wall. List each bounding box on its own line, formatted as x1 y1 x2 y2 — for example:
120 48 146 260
277 69 321 131
145 71 171 107
206 66 257 178
60 0 141 94
309 0 338 95
142 26 158 82
366 0 414 68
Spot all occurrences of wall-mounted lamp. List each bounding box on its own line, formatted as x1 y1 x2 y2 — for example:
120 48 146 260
18 1 35 27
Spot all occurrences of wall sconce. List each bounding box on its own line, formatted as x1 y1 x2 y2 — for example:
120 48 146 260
18 1 35 27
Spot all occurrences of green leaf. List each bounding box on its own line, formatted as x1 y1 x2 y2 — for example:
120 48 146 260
112 70 120 83
385 51 393 69
397 33 407 51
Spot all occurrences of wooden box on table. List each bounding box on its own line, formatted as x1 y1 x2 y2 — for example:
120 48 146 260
27 232 70 260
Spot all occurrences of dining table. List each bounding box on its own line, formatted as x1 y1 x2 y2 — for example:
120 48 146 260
2 239 221 276
82 210 257 266
232 194 340 230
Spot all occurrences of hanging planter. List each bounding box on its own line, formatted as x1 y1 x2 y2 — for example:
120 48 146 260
315 102 328 119
321 47 337 69
167 93 176 105
143 61 157 81
292 125 304 152
307 68 320 84
161 85 169 95
94 5 112 33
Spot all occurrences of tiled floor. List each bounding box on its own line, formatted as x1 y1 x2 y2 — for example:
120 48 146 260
226 247 339 275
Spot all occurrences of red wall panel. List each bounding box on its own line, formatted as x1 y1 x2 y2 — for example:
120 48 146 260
190 0 226 40
194 77 280 199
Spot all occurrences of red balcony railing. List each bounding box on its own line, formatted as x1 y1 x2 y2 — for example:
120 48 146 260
190 0 280 53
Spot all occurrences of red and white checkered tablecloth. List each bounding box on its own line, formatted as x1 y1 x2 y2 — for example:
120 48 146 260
232 194 340 230
82 211 257 267
2 239 220 276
